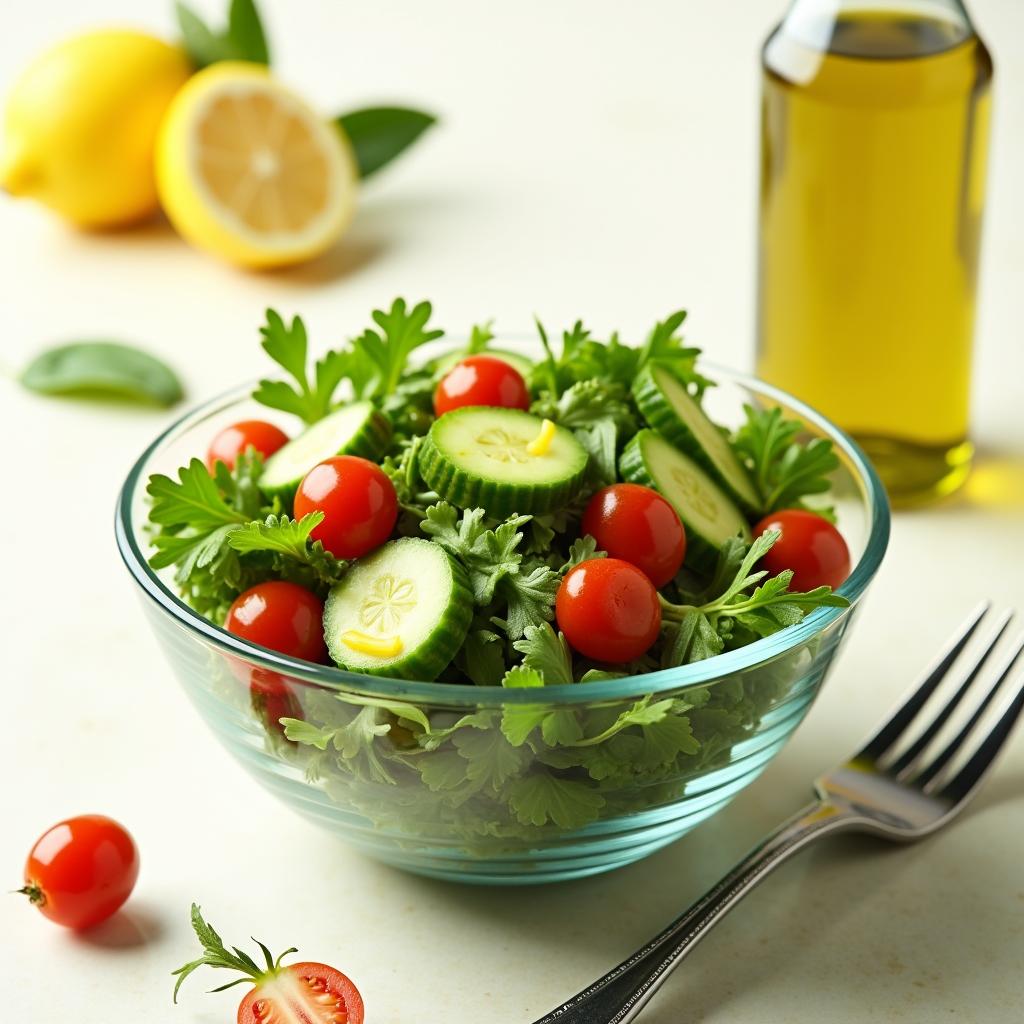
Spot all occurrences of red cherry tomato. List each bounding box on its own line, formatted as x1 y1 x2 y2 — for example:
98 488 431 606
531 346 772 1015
293 455 398 559
556 557 662 664
249 670 301 739
173 906 364 1024
21 815 139 929
433 355 531 416
238 963 364 1024
225 581 327 663
206 420 289 472
581 483 686 587
752 509 852 592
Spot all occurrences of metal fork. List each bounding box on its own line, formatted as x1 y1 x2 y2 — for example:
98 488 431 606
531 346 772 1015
533 603 1024 1024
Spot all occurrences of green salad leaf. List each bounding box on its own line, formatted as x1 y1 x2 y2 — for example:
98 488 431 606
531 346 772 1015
732 404 840 515
252 311 348 425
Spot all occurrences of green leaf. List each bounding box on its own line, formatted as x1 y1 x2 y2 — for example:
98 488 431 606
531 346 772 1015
148 459 247 530
732 404 840 513
457 627 506 686
227 513 323 557
507 774 605 829
501 666 545 689
350 299 444 399
512 624 574 685
252 310 348 425
453 727 530 790
336 107 437 178
175 3 229 68
228 0 269 64
500 563 559 641
280 719 333 750
418 751 469 791
560 536 606 574
19 341 183 406
500 704 547 747
421 503 526 604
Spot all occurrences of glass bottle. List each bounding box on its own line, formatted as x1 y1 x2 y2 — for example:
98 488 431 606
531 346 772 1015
756 0 993 505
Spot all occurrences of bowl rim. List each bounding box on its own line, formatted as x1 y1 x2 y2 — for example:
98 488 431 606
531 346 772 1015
115 359 890 707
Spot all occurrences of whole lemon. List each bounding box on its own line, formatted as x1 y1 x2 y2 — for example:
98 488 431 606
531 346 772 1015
0 30 192 228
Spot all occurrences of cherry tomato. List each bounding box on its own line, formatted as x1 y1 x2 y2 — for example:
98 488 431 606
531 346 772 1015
238 963 364 1024
206 420 289 472
173 906 364 1024
20 815 139 929
581 483 686 587
249 670 301 738
752 509 852 592
225 581 327 663
556 557 662 664
434 354 531 416
293 455 398 559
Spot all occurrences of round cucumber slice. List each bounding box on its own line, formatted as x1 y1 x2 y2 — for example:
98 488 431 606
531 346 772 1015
324 538 472 681
633 363 760 512
434 347 534 380
620 429 751 567
420 407 588 516
259 402 391 497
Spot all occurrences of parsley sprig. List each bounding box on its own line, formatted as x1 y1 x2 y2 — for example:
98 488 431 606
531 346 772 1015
172 903 298 1004
252 311 348 425
732 405 840 514
660 530 848 666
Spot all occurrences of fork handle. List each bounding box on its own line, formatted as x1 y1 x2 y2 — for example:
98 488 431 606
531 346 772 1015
534 799 857 1024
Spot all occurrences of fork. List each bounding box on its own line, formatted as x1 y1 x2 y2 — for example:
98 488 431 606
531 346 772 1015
532 603 1024 1024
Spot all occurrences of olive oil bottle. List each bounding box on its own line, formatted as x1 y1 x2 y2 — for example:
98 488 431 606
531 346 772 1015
757 1 993 504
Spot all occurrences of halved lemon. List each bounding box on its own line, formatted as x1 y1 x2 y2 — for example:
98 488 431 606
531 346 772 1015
156 62 357 268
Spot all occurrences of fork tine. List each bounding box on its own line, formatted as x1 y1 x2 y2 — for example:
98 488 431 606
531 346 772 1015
860 601 990 761
890 610 1014 776
916 634 1024 792
932 665 1024 805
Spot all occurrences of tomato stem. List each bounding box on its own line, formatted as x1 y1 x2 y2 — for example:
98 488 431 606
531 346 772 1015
15 882 45 907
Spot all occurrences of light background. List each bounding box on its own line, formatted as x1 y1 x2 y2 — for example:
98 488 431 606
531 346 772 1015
1 2 1022 1022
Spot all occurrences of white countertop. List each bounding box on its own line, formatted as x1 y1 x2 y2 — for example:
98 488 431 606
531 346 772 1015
2 1 1023 1021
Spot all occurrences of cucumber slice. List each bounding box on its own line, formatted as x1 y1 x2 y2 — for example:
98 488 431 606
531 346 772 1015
620 429 751 566
420 407 588 516
260 402 391 497
633 363 760 512
434 347 534 380
324 538 472 681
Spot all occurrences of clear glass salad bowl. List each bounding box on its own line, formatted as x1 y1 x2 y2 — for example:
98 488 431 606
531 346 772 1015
116 363 889 885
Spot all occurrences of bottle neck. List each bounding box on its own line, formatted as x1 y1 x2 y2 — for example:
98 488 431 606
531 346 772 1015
777 0 974 57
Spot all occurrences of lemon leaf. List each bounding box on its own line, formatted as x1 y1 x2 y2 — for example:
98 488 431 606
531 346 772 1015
336 107 437 179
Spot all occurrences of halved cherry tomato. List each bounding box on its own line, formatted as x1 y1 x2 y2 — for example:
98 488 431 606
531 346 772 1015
433 354 530 416
174 905 364 1024
556 557 662 664
293 455 398 559
20 815 139 929
752 509 851 592
239 962 364 1024
207 420 289 472
581 483 686 587
225 581 327 663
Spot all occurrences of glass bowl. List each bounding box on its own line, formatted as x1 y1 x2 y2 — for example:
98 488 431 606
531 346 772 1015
115 362 889 885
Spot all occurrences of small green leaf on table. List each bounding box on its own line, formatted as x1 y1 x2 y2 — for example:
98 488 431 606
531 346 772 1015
336 107 437 179
19 341 184 407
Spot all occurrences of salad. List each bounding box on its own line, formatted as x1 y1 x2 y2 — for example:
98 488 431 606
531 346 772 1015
145 299 853 838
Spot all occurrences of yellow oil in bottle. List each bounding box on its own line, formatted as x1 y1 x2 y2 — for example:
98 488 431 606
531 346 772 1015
757 8 993 505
